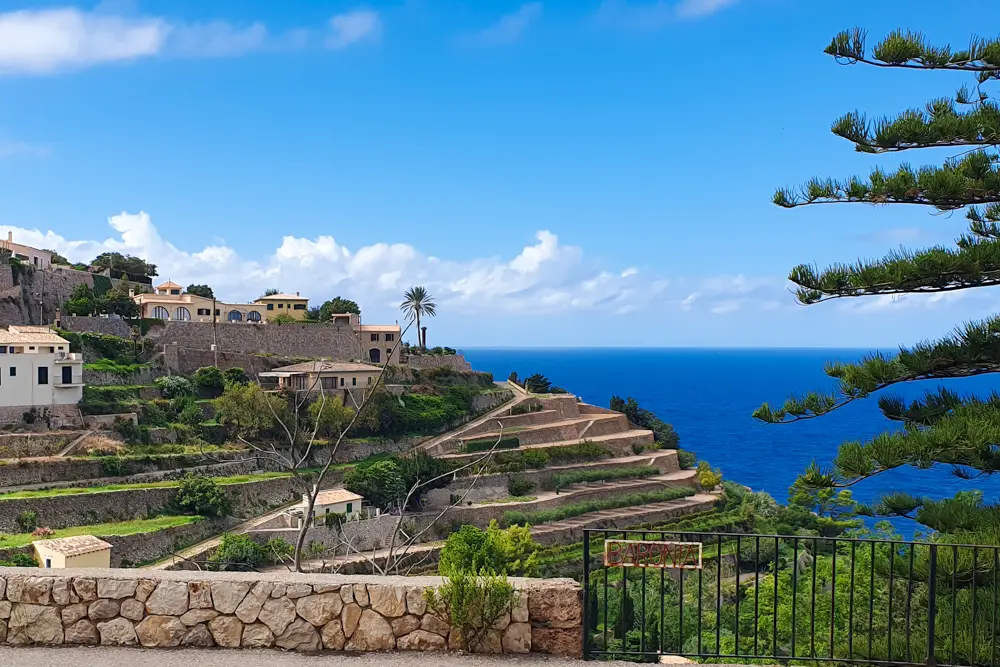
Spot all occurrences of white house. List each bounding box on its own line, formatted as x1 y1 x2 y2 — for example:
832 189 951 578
0 232 53 269
0 326 84 417
296 488 367 528
34 535 112 569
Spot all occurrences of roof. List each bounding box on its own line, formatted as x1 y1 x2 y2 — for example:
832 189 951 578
0 326 69 345
255 293 308 301
33 535 112 557
261 361 382 374
359 324 401 332
156 281 183 290
312 488 364 506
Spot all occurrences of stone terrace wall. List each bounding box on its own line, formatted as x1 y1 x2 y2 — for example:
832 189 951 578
59 316 133 339
0 476 303 532
0 432 79 458
152 322 363 360
0 568 581 656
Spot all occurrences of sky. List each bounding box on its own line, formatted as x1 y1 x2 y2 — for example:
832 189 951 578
0 0 997 348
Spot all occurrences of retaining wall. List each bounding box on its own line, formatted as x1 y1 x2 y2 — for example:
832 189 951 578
0 568 581 656
83 367 163 387
0 476 306 532
406 354 473 372
0 432 78 458
59 316 133 339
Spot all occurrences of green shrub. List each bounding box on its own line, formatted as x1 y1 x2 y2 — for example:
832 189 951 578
223 367 249 385
463 436 519 453
192 367 225 397
155 376 195 399
521 448 550 468
115 418 150 446
0 553 37 567
83 359 147 376
503 487 696 527
549 466 659 491
677 449 696 469
631 442 645 455
510 402 542 415
545 441 609 462
16 510 37 533
424 572 519 652
507 476 535 497
171 475 230 517
207 533 265 571
696 461 723 489
439 520 539 576
84 385 142 403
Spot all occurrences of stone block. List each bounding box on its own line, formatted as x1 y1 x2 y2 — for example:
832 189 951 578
64 619 99 645
207 615 243 648
502 622 531 654
391 614 419 637
188 581 213 609
60 603 88 625
345 609 394 651
258 596 296 636
72 578 96 602
368 584 406 618
7 603 63 644
341 602 362 638
235 582 272 624
527 584 580 628
210 581 250 614
97 578 137 600
180 608 218 626
295 592 342 627
182 623 215 647
145 580 188 616
321 619 345 649
396 629 446 651
276 617 321 651
135 579 157 603
87 599 120 621
241 622 275 648
353 583 369 607
6 576 51 604
136 615 187 648
531 626 581 657
120 599 145 622
97 617 137 646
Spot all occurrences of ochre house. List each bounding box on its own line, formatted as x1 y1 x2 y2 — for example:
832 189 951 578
34 535 112 569
259 361 381 405
133 282 309 324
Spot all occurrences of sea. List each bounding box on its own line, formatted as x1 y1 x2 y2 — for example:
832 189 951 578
462 347 1000 535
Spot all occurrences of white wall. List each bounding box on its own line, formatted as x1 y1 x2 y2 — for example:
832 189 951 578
0 354 83 407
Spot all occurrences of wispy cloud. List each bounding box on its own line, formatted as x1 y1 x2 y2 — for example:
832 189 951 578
0 6 379 75
458 3 542 47
595 0 741 30
326 9 381 49
0 139 50 158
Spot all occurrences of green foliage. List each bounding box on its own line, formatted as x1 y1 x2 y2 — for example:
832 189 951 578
83 359 146 376
185 284 214 298
424 572 518 652
350 387 479 438
548 466 659 491
400 285 437 348
504 487 696 527
677 449 696 469
510 401 542 415
223 367 249 385
44 249 70 265
267 313 297 324
463 436 520 453
0 553 38 567
523 373 552 393
154 376 195 399
439 520 540 576
215 381 286 438
307 396 354 438
343 460 407 511
15 510 37 533
696 461 723 489
63 283 97 316
610 395 680 448
90 252 157 277
206 533 294 571
260 288 279 298
191 367 225 397
507 476 535 497
314 296 360 321
171 474 230 517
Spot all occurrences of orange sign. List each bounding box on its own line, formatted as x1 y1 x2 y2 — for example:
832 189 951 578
604 540 702 569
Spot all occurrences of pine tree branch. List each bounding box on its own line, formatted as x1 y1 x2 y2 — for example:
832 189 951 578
826 28 1000 73
832 101 1000 154
754 316 1000 423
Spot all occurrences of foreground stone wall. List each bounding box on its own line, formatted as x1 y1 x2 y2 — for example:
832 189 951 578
0 568 581 656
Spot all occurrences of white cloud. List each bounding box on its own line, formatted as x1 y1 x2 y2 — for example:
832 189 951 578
459 3 542 46
0 212 789 320
595 0 740 30
326 10 381 50
0 6 376 75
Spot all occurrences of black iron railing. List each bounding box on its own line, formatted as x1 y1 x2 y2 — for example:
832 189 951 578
581 529 1000 665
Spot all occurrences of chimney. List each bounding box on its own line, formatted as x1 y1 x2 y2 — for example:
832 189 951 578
296 291 300 296
128 289 135 298
6 231 11 243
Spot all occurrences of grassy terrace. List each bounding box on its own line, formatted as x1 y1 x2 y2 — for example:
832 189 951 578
0 515 203 549
503 486 696 527
0 472 291 500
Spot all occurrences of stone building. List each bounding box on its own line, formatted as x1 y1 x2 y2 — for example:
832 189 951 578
133 282 311 324
33 535 112 569
0 326 83 422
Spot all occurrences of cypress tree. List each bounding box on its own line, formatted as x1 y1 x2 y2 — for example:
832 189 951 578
754 29 1000 535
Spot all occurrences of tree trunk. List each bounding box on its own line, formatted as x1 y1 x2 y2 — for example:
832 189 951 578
416 311 422 349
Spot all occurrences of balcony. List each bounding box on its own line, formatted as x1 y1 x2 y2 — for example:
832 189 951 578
54 352 83 363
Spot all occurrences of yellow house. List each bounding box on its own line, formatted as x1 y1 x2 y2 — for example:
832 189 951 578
296 488 367 528
33 535 112 569
259 361 380 406
253 293 310 321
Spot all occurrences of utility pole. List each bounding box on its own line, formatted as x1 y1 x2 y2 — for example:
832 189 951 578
212 297 219 368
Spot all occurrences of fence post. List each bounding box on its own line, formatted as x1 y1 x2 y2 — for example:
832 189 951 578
926 543 937 666
582 529 591 659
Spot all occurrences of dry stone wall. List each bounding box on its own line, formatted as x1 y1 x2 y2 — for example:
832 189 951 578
152 322 363 361
406 354 472 372
59 316 133 339
0 433 78 458
0 568 581 656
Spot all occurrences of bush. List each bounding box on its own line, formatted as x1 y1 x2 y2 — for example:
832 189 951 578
439 520 539 576
631 442 645 455
549 466 659 491
115 418 150 446
343 460 407 511
510 402 542 415
521 448 550 468
0 553 37 567
155 376 195 399
463 436 519 453
677 449 696 469
503 487 696 527
171 474 230 517
223 367 249 385
507 476 535 497
16 510 37 533
546 441 609 462
697 461 722 489
207 533 265 571
424 572 520 652
192 367 225 397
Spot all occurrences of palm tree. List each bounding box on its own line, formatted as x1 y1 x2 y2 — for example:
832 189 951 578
399 286 437 349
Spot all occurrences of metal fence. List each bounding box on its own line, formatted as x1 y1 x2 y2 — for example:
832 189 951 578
581 529 1000 666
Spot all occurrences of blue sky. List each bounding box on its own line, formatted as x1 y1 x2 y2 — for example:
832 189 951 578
0 0 997 347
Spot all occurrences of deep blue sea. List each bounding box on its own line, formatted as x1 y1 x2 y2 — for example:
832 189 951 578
463 348 1000 534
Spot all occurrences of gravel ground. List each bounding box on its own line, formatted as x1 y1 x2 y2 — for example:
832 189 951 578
0 647 634 667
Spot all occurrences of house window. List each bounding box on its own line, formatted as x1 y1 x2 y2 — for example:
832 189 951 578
9 367 15 377
0 347 7 354
28 346 34 351
62 366 72 384
170 289 181 295
38 367 48 385
385 333 395 342
197 308 211 316
266 303 274 311
340 377 345 387
278 303 284 309
57 346 64 351
368 376 373 385
352 377 357 386
346 503 353 514
48 347 55 353
293 304 306 310
215 309 221 316
370 333 379 342
44 558 51 568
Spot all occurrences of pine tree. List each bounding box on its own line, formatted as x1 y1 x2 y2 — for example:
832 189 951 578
754 29 1000 536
